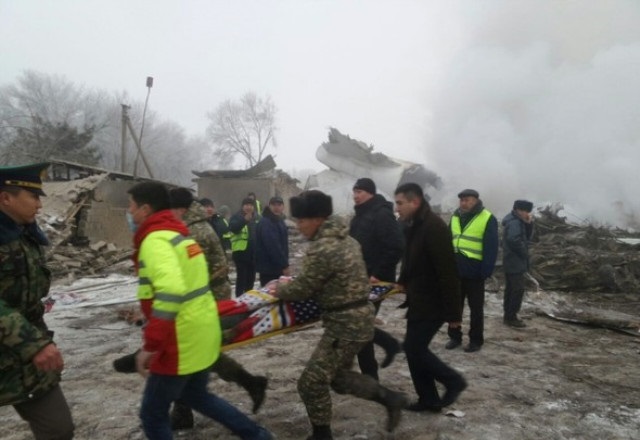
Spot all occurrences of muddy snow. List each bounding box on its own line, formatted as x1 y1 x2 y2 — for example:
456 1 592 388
2 274 639 440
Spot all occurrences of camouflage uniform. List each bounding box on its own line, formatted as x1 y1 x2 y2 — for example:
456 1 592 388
0 212 59 406
277 216 405 430
183 201 232 300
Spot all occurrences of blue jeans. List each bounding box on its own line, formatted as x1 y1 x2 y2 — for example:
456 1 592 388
140 368 271 440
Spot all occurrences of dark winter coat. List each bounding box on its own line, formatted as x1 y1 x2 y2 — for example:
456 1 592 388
349 194 404 282
255 207 289 275
501 211 533 274
397 201 462 323
450 201 499 280
209 214 231 250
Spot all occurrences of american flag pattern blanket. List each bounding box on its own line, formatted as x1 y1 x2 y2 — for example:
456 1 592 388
218 282 396 344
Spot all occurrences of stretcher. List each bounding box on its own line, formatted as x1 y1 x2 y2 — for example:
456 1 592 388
219 282 400 351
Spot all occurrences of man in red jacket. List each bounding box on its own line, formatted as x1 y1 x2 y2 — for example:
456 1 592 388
127 182 271 440
394 183 467 412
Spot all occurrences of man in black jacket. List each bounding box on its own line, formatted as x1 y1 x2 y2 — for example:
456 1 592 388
256 196 290 286
349 178 404 380
394 183 467 412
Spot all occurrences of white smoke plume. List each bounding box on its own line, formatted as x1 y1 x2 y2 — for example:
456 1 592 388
427 1 640 228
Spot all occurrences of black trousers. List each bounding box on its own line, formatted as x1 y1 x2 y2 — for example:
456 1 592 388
448 278 485 345
357 301 398 380
503 272 525 320
404 319 465 406
232 253 256 297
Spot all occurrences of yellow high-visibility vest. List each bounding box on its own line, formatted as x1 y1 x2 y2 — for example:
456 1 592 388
230 224 249 252
451 209 492 261
137 230 221 375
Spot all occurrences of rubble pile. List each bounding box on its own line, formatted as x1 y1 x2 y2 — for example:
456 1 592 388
529 205 640 293
38 174 133 280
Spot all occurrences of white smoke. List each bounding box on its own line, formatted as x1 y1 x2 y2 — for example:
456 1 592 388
426 1 640 228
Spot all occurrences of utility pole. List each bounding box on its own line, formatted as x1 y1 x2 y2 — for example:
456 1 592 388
120 76 155 178
133 76 154 177
120 104 130 172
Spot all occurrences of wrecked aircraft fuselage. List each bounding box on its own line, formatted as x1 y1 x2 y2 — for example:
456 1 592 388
306 128 442 214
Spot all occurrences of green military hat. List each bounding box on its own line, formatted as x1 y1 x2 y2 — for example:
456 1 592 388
0 162 50 196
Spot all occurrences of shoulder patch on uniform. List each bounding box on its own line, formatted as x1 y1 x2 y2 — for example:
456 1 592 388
186 242 203 258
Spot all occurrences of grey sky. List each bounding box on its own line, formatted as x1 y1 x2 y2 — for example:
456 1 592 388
2 0 640 225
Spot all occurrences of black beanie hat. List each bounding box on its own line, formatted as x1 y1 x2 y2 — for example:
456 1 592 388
290 190 333 218
513 199 533 213
353 178 376 195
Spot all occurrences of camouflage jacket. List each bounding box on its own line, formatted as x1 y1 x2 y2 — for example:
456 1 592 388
277 215 374 342
0 211 59 406
183 202 232 300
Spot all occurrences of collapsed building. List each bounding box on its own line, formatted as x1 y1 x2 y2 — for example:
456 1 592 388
193 154 302 216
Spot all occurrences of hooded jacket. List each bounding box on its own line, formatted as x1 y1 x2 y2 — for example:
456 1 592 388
349 194 404 282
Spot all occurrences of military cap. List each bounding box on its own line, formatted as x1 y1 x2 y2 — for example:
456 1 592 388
290 190 333 218
513 199 533 213
457 188 479 199
0 162 50 196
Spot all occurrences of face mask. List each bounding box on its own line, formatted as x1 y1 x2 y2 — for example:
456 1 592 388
126 211 138 233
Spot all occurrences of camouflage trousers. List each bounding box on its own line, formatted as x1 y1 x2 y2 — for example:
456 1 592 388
298 333 384 426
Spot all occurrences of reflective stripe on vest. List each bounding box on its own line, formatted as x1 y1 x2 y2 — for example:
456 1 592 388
222 219 233 240
230 224 249 252
451 209 492 261
136 229 221 375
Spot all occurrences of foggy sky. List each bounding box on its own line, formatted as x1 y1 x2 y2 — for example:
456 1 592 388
2 0 640 226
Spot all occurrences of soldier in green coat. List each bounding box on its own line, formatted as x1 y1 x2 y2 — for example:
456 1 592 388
272 190 407 440
0 163 74 439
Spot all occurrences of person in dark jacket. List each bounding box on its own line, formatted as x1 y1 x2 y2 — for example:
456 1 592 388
200 198 231 251
0 163 75 439
256 196 290 286
502 199 534 328
394 183 467 412
229 198 259 297
446 189 499 353
349 178 404 380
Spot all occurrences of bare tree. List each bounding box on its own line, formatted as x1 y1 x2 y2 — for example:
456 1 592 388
0 70 110 165
206 92 277 168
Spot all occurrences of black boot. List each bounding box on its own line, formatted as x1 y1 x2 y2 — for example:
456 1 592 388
170 401 194 430
212 354 268 413
246 375 268 413
112 350 139 373
376 386 409 432
376 330 402 369
306 424 333 440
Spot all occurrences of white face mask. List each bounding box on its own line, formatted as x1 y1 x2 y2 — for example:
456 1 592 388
126 211 138 233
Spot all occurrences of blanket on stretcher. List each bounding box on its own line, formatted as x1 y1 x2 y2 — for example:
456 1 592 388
218 283 397 346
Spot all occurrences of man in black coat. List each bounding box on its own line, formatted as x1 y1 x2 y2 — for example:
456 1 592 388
349 178 404 380
394 182 467 412
255 196 290 286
